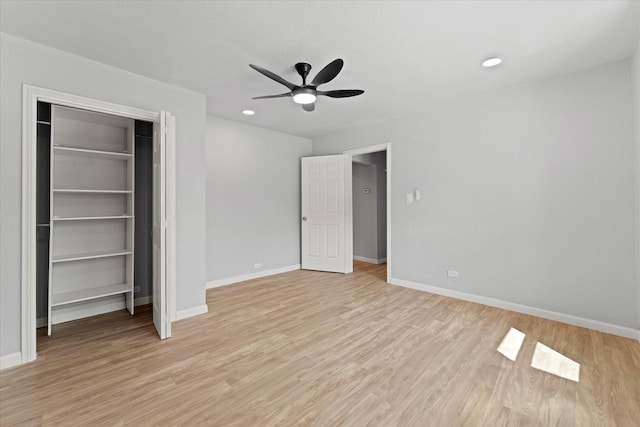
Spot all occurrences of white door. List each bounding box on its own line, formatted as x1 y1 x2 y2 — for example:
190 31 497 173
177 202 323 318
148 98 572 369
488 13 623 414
301 155 352 273
152 111 174 339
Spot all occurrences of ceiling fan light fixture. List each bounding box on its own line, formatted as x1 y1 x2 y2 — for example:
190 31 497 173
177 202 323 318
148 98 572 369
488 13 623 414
482 57 502 67
292 88 317 105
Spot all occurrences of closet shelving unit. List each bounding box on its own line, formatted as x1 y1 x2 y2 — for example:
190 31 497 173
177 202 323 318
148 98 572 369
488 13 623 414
47 106 135 335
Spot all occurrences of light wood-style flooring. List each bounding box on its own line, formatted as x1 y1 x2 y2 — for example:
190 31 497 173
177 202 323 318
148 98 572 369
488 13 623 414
1 262 639 426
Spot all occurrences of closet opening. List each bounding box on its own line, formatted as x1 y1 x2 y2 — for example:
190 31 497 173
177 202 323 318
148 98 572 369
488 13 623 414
134 120 154 311
35 101 155 339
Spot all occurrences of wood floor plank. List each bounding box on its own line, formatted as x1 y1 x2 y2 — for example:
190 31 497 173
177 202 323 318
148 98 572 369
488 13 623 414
1 261 639 426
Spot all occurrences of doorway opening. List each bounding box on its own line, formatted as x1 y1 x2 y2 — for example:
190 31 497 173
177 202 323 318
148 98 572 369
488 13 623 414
351 152 387 279
344 143 391 283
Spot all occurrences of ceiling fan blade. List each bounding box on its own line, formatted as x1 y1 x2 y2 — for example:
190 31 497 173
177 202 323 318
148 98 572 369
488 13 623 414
310 59 344 86
252 93 291 100
302 103 315 112
317 89 364 98
249 64 297 90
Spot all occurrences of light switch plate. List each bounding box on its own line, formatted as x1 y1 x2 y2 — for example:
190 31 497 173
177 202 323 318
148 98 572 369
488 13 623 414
406 193 414 203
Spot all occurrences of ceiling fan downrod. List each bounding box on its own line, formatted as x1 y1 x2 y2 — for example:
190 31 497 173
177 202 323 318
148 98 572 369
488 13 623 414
295 62 312 86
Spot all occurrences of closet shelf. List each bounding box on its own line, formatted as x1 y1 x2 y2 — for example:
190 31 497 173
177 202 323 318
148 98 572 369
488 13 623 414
52 249 132 263
53 189 132 194
53 145 132 160
52 215 133 221
51 283 132 307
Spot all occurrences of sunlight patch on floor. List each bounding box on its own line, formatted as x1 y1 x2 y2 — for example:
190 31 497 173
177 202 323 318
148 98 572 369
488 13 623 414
497 327 526 361
497 328 580 383
531 342 580 382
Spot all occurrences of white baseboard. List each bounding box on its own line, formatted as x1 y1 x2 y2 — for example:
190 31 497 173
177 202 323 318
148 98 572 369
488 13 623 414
36 295 154 328
135 295 153 306
207 264 301 289
353 256 387 265
175 304 209 321
50 297 128 325
390 277 640 340
0 352 23 371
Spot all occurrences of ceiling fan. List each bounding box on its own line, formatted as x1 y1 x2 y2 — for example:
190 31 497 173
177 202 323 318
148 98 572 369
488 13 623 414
249 59 364 112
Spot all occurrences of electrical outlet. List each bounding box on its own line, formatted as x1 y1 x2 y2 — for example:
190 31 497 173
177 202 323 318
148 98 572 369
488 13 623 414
447 270 459 278
254 263 262 269
134 286 141 292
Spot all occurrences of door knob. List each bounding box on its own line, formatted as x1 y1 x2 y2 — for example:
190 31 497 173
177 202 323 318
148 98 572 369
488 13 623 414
302 216 307 221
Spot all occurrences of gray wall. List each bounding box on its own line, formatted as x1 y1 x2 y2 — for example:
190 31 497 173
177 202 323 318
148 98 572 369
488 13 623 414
0 33 208 357
352 161 378 260
632 36 640 328
313 59 638 330
206 116 312 282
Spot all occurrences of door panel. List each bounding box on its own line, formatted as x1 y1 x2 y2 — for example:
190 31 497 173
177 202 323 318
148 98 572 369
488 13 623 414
301 155 351 273
152 111 174 339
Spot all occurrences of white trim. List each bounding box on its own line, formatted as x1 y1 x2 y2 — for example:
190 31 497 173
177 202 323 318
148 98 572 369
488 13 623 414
207 265 301 289
35 296 155 328
344 143 390 156
175 304 209 321
166 114 177 324
21 85 37 363
353 256 387 265
21 85 174 364
390 277 640 340
344 142 391 283
27 85 158 121
344 158 353 273
0 352 23 371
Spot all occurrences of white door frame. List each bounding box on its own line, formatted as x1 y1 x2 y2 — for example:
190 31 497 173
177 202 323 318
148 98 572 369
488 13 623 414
21 84 177 363
344 143 391 283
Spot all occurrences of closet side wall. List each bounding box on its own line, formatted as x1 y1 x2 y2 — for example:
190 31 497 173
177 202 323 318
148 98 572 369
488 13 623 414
134 121 153 301
35 102 51 322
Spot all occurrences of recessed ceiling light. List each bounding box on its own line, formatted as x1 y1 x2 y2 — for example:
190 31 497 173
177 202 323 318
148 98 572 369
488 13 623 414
482 57 502 68
242 109 255 115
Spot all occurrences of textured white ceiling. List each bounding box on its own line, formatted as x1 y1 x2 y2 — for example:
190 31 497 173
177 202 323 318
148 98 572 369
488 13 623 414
1 1 638 138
